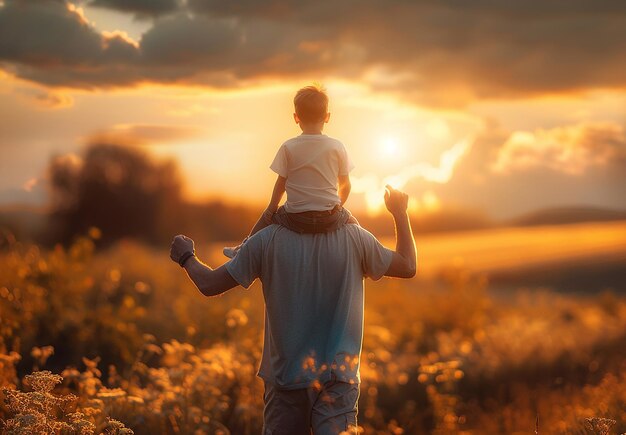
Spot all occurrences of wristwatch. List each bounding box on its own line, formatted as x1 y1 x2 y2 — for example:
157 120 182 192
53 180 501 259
178 250 195 267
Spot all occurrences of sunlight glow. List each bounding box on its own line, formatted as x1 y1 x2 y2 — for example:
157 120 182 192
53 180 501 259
102 30 140 49
352 137 474 214
380 136 400 157
422 190 441 212
67 3 92 26
426 119 451 141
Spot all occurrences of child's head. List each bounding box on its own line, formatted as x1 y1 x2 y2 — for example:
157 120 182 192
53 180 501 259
293 84 329 128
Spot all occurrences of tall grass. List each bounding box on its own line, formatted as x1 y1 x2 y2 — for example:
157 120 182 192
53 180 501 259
1 234 625 434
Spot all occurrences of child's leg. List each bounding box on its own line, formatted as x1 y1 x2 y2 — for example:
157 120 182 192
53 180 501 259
343 208 360 226
224 208 276 258
248 208 276 237
272 206 356 234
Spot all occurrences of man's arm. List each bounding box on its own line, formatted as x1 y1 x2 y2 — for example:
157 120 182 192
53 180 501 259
383 186 417 278
338 175 351 206
183 257 238 297
170 235 239 296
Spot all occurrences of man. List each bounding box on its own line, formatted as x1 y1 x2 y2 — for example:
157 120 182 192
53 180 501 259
170 185 416 434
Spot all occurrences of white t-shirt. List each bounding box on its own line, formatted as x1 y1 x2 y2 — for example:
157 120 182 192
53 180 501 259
270 134 354 213
225 224 393 389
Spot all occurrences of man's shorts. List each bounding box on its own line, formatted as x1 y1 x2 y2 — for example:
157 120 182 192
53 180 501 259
262 374 360 435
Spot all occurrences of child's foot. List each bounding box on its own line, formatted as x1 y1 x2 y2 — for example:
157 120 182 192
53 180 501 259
223 237 248 259
223 245 241 259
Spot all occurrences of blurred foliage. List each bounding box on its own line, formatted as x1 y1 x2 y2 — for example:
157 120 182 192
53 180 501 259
37 142 264 248
0 235 625 434
47 144 182 247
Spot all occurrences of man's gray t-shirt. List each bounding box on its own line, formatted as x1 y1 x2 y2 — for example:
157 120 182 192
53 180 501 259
226 224 393 390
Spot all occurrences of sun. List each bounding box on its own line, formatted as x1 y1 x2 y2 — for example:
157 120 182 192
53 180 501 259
380 136 401 157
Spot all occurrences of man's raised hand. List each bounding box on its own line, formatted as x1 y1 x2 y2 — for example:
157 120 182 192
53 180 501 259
170 234 195 264
384 185 409 216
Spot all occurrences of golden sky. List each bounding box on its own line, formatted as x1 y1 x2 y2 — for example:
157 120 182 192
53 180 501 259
0 0 625 218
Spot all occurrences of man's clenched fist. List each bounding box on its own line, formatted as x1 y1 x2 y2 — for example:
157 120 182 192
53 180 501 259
170 234 195 265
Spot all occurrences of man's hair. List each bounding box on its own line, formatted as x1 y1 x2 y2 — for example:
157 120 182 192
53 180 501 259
294 84 328 124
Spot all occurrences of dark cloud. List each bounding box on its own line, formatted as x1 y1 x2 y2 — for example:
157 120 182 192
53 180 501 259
189 0 312 20
0 0 141 88
140 14 242 66
0 0 107 65
2 0 626 105
89 0 179 18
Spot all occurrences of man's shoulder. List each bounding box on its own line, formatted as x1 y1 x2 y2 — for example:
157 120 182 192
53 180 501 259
344 223 379 242
249 223 378 246
252 224 373 244
244 225 386 269
250 224 282 242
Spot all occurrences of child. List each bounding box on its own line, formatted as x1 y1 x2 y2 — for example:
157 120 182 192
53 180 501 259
224 84 357 258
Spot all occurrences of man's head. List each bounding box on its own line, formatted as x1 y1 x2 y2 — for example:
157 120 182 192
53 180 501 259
293 84 330 128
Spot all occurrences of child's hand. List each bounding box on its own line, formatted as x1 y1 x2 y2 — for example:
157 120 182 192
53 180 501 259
384 185 409 216
170 235 195 264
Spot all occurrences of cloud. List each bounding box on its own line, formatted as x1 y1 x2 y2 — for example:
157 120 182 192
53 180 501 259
399 120 626 219
1 0 626 105
140 14 243 67
492 123 626 175
0 0 141 88
16 88 74 108
88 124 203 146
352 137 474 212
89 0 179 18
22 177 39 192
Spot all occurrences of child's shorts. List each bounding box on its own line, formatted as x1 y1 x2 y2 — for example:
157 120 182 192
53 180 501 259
268 205 358 234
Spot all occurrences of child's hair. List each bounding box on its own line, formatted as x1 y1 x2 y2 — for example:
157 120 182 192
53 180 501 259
294 84 328 124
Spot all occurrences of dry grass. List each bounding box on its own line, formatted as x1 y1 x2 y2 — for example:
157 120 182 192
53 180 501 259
399 220 626 278
0 224 625 434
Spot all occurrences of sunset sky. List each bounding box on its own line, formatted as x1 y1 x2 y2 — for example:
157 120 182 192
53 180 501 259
1 0 625 218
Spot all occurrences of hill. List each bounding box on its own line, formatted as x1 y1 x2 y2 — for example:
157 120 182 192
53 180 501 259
509 206 626 227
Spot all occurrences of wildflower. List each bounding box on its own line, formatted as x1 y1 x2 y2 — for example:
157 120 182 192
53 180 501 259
226 308 248 328
127 395 144 405
82 357 102 378
104 417 135 435
134 281 150 294
144 344 163 356
31 346 54 369
96 388 127 399
584 418 616 435
88 227 102 240
67 412 97 434
25 370 62 393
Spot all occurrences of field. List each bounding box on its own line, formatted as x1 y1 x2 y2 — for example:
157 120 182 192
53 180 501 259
412 221 626 277
1 221 625 434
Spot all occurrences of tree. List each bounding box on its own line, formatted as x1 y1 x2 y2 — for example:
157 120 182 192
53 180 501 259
47 143 182 246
